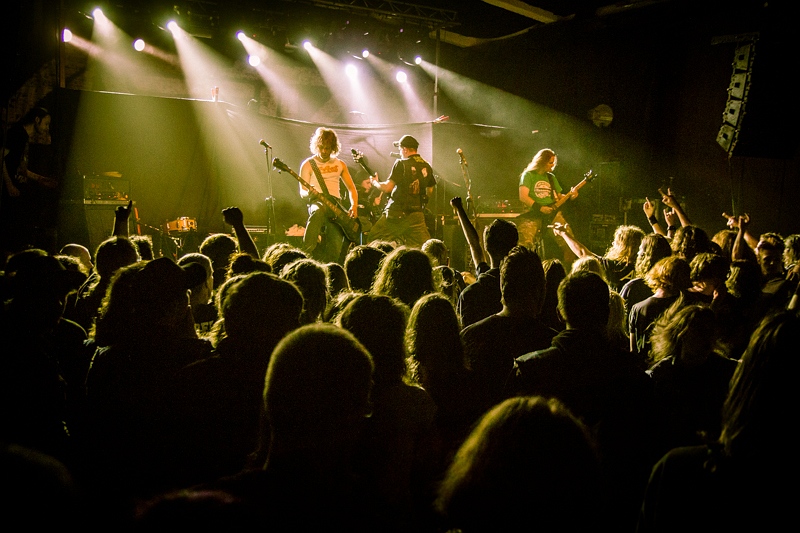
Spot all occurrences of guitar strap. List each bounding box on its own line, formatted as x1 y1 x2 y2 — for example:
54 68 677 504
546 172 557 202
309 159 333 198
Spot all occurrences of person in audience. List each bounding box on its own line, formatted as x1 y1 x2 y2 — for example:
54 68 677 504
324 261 350 297
620 233 673 317
371 246 436 309
513 271 656 530
279 257 328 324
461 246 556 413
70 236 139 332
638 310 800 532
83 257 213 503
173 272 303 486
204 324 386 532
435 396 603 533
261 242 308 274
452 197 519 327
199 233 238 290
1 249 86 463
406 293 482 470
670 225 714 263
343 243 387 292
554 223 645 291
647 304 738 452
337 293 438 531
177 252 217 336
629 256 693 357
540 258 566 332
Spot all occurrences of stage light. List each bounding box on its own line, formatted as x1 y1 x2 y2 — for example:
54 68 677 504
133 39 145 52
167 20 179 32
345 64 358 78
249 54 261 67
62 28 73 43
414 56 422 65
92 8 104 20
303 40 312 51
362 49 370 58
396 70 407 83
237 31 246 42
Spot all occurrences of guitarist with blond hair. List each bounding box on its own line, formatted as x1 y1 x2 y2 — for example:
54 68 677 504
299 127 358 264
517 148 581 264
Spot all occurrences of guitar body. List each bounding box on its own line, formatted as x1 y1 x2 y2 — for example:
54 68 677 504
273 158 362 243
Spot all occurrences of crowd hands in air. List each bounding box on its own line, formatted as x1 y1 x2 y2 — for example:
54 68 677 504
1 185 799 532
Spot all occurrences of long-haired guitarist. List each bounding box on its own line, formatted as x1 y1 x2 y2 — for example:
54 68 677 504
517 148 577 263
299 127 358 263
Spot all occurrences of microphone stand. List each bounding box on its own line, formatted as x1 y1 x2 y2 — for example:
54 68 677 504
262 142 278 243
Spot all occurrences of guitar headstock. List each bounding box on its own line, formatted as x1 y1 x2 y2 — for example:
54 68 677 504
272 157 290 173
351 148 363 163
585 169 597 182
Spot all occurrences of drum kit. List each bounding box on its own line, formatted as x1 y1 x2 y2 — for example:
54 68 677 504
164 216 199 255
134 215 199 258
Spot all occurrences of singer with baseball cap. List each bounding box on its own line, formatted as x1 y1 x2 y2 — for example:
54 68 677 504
367 135 436 248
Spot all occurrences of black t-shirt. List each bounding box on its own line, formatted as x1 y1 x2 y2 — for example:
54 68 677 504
385 154 435 215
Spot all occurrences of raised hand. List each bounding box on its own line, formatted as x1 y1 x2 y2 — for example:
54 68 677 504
450 196 464 211
222 206 244 226
658 187 678 209
643 197 656 218
663 208 679 228
115 199 133 221
722 212 738 229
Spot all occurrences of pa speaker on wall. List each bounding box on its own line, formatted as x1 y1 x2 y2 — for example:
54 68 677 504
716 33 797 159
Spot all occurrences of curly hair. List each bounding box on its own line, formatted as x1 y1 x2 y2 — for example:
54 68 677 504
635 233 673 278
671 225 713 262
309 127 341 156
605 225 645 264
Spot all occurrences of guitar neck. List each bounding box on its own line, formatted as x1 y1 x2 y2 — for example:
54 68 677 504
552 176 590 210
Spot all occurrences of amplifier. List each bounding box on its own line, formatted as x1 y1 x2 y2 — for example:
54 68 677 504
475 212 521 219
83 175 130 203
83 199 130 206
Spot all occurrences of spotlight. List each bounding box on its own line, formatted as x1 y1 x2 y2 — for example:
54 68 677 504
237 31 246 42
249 55 261 67
414 56 422 65
133 39 145 52
62 28 73 43
303 40 312 51
167 20 179 32
396 70 407 83
362 49 370 58
345 64 358 78
92 8 104 20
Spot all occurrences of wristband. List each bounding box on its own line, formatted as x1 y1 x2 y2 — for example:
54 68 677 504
668 225 678 232
647 215 658 226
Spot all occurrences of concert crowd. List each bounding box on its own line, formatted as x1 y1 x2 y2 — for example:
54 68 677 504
1 180 798 532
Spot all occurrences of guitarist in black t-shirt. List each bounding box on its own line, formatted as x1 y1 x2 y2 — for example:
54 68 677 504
366 135 436 249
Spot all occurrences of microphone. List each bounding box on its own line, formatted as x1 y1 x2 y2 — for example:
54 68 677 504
259 139 271 149
457 148 466 165
389 152 401 158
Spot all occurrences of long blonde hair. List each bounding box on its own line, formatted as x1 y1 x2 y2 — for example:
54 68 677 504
524 148 556 173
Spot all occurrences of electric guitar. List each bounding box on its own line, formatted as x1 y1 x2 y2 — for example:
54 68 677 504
351 148 386 220
272 157 362 243
550 169 597 212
